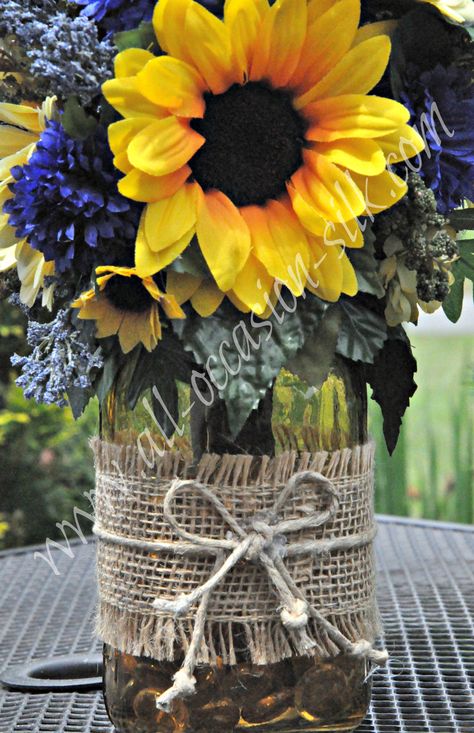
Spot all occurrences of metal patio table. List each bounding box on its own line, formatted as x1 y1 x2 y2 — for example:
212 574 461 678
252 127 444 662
0 516 473 733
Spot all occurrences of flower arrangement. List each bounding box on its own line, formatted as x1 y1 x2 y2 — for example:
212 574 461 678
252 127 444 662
1 0 473 453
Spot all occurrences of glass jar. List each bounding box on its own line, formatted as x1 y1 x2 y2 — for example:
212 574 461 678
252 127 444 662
101 359 372 733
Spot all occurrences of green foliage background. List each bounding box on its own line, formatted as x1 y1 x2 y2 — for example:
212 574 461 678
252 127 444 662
0 301 98 548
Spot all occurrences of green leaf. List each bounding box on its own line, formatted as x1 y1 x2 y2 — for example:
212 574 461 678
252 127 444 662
150 371 179 440
95 340 125 405
365 327 417 455
181 294 329 437
336 300 387 364
169 242 211 278
114 22 157 52
286 305 341 391
124 332 193 429
442 264 465 323
61 96 97 140
67 385 93 420
448 208 474 232
444 239 474 321
347 234 385 298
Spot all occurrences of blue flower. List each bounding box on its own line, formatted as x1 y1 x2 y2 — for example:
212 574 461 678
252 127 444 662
11 308 103 408
4 120 141 275
71 0 153 31
71 0 225 30
402 63 474 213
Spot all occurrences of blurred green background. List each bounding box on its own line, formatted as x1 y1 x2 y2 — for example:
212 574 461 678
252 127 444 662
0 298 472 550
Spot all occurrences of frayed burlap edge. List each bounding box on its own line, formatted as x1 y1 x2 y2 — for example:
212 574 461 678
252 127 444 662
93 439 382 665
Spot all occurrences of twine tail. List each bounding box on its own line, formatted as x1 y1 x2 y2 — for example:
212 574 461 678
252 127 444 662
156 556 225 713
274 556 388 667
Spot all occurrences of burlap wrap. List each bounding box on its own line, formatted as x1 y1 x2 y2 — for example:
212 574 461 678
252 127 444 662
93 438 381 667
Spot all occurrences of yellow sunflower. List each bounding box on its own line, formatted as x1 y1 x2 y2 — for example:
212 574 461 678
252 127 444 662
72 265 185 354
103 0 424 316
0 97 56 308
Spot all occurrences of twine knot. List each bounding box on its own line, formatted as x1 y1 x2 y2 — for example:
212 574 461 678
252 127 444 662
245 516 282 561
145 469 387 709
280 598 309 630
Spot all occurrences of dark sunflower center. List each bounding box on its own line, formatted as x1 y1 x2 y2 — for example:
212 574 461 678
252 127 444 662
105 275 154 313
190 82 307 207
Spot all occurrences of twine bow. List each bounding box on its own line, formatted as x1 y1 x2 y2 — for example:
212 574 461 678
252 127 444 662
152 470 388 713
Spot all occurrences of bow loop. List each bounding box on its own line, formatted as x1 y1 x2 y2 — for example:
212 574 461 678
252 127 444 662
163 478 244 550
149 469 387 712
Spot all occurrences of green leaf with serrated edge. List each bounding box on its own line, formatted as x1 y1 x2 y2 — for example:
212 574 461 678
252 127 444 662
347 229 385 298
365 326 417 455
180 294 329 437
61 96 97 140
126 332 193 410
114 22 157 52
286 306 341 391
336 300 387 364
448 208 474 232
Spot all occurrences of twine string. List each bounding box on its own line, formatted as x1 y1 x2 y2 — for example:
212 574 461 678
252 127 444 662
140 470 388 713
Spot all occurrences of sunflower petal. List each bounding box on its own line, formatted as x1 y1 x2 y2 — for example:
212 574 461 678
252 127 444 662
290 0 360 93
166 270 202 304
352 20 397 45
137 307 161 352
102 77 167 119
315 138 386 176
226 291 251 313
0 216 19 249
118 313 145 354
307 0 338 22
137 56 206 117
288 182 327 236
351 171 408 216
196 189 251 291
292 151 366 222
144 184 198 252
153 0 193 61
191 280 225 316
114 48 155 78
127 117 204 176
378 125 425 164
341 250 358 295
296 36 391 105
136 211 195 277
305 95 410 141
0 145 35 180
224 0 267 80
0 126 38 157
184 3 234 93
118 166 191 203
242 200 310 296
231 253 274 315
264 0 307 87
306 237 343 302
0 102 42 132
323 219 364 249
108 117 155 156
0 243 17 272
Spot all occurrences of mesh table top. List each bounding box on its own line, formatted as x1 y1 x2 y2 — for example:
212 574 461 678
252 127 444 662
0 516 473 733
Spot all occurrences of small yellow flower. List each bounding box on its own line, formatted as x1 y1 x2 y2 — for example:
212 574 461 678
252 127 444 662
72 265 185 354
0 97 57 308
103 0 424 316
